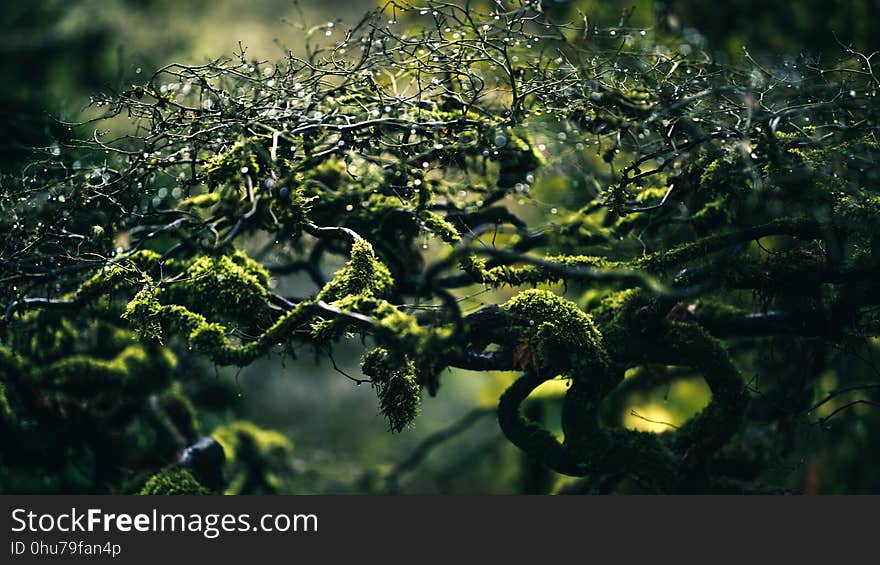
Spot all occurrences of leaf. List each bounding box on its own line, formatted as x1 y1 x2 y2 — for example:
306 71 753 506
513 341 540 373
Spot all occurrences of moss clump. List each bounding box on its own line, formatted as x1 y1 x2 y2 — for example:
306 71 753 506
586 289 653 360
122 286 165 340
140 468 211 495
480 254 614 287
309 240 407 347
590 288 643 319
699 152 746 196
169 251 269 322
502 289 608 377
308 158 347 187
418 210 461 243
188 323 228 352
632 218 821 272
213 421 292 461
58 250 161 307
273 187 315 239
361 348 421 433
212 421 293 494
123 282 321 367
201 136 267 187
459 254 488 280
317 239 394 302
690 300 746 320
119 251 270 353
178 192 221 209
40 344 176 396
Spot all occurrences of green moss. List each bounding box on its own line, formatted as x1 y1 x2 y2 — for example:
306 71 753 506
699 152 746 196
480 254 613 287
213 421 293 460
308 240 409 348
690 198 732 229
502 289 608 377
272 187 315 238
122 286 165 340
66 250 162 306
720 250 826 292
202 137 267 187
178 192 221 209
371 301 423 345
124 257 434 383
212 421 293 494
659 322 748 456
418 210 461 243
140 468 211 495
309 158 346 187
459 254 487 280
590 288 643 321
168 251 269 322
633 217 821 272
317 239 394 302
40 344 175 395
691 300 746 320
124 282 319 366
188 322 228 352
361 348 421 432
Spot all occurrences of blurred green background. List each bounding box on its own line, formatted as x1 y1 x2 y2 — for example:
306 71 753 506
2 0 878 494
